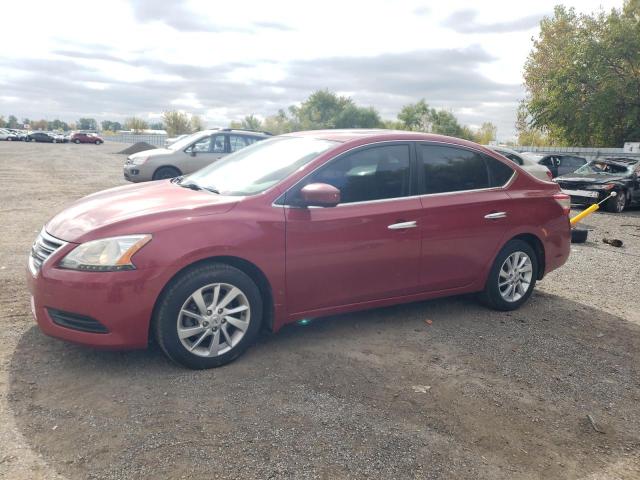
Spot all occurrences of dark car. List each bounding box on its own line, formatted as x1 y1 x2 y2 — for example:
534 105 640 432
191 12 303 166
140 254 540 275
70 132 104 144
26 132 56 143
524 153 587 178
554 158 640 213
28 130 571 369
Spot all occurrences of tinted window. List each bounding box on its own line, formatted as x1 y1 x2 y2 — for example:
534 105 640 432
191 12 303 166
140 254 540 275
301 144 411 204
485 155 514 186
562 156 587 168
419 145 490 194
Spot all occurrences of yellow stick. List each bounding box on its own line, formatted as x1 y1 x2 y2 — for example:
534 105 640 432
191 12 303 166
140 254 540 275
570 204 599 225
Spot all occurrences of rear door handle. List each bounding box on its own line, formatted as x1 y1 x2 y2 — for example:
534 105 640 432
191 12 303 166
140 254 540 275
484 212 507 220
388 221 417 230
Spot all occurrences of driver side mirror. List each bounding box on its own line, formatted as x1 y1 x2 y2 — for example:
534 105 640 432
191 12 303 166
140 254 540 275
299 183 341 207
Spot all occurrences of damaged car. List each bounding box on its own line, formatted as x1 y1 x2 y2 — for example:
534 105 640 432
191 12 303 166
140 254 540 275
554 158 640 213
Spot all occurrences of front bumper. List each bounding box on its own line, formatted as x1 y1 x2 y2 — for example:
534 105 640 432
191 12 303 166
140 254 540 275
123 163 145 182
561 188 605 205
27 258 169 350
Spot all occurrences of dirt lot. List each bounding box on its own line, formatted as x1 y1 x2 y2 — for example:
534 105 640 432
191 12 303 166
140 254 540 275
1 141 639 479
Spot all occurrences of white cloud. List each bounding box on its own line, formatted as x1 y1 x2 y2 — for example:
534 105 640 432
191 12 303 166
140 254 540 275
0 0 624 140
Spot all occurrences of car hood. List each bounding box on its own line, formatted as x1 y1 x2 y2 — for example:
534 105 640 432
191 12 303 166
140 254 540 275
129 148 175 159
46 181 239 243
555 173 627 184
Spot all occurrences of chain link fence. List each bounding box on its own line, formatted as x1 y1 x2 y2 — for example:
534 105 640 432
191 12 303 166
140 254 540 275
102 134 167 147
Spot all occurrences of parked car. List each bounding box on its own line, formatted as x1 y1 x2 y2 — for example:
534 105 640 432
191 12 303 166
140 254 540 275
0 129 13 141
165 134 189 148
70 132 104 144
124 128 271 182
10 129 28 141
27 130 571 369
554 157 640 213
522 152 587 178
486 146 552 181
26 132 56 143
52 132 68 143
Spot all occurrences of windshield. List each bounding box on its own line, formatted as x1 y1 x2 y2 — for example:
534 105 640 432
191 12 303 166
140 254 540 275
183 136 338 196
575 161 632 175
168 132 206 151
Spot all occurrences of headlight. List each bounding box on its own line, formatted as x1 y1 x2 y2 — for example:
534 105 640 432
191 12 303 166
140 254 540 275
131 156 149 165
585 184 614 190
59 235 152 271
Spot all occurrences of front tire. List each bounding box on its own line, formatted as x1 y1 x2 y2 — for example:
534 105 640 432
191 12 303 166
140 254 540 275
74 139 80 144
95 140 102 145
153 263 263 369
152 166 181 180
604 190 626 213
480 239 538 311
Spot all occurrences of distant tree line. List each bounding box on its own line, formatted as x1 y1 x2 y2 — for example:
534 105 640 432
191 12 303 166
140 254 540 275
1 91 498 143
229 90 498 144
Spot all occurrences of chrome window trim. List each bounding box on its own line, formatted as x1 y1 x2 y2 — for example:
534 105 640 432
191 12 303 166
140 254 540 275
273 139 516 208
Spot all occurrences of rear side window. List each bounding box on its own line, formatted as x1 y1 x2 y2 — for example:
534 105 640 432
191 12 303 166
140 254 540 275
419 145 489 194
419 145 513 194
485 155 514 186
301 144 411 204
229 135 247 152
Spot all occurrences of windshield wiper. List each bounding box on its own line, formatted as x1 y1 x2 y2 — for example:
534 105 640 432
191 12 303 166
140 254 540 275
202 186 220 194
179 182 202 191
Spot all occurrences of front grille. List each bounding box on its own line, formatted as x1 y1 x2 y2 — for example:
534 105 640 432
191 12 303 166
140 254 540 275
29 228 66 274
48 308 109 333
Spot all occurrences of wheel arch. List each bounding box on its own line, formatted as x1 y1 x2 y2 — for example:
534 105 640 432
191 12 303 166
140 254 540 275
149 255 275 343
152 164 183 179
510 233 545 280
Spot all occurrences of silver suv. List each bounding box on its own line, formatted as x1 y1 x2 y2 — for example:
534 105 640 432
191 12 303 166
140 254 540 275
123 128 271 182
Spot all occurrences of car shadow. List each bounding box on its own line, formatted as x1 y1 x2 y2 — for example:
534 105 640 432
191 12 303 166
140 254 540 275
7 292 640 479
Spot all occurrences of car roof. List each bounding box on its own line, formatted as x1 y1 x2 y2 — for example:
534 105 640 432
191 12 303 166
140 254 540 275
283 129 488 151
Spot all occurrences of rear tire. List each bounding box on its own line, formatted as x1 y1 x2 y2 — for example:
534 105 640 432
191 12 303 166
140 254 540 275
479 239 538 311
152 166 181 180
153 263 263 369
604 190 626 213
74 139 80 144
95 140 102 145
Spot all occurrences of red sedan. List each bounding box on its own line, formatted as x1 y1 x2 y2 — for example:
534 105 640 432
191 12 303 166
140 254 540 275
27 130 571 369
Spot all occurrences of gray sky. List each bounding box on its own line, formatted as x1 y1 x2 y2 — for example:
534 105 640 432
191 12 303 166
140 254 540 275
0 0 622 139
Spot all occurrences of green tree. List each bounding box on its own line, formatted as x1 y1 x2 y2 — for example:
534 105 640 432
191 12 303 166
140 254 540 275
262 109 294 134
475 122 498 144
162 110 191 136
397 99 466 137
101 120 122 132
48 119 69 131
149 122 164 130
31 119 48 130
7 115 19 128
77 118 97 130
236 114 262 131
124 117 149 133
289 90 382 129
523 1 640 146
190 115 204 132
0 116 5 128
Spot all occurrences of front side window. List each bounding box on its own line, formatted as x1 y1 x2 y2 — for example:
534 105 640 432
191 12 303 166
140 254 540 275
191 136 212 153
295 144 411 204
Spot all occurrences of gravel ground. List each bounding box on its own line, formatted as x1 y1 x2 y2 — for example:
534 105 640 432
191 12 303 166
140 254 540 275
0 141 639 479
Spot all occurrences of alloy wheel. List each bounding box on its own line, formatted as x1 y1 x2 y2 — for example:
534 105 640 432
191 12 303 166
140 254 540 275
177 283 250 357
498 251 533 302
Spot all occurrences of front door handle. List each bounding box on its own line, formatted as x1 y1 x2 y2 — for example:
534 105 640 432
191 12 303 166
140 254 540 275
388 221 417 230
484 212 507 220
